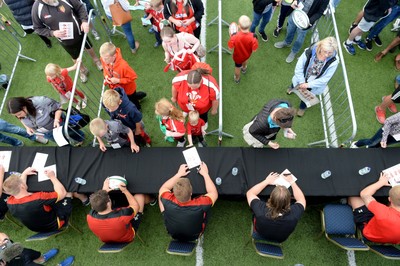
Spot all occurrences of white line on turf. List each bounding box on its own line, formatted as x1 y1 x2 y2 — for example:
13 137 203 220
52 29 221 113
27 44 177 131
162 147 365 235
200 0 207 62
196 235 204 266
347 250 356 266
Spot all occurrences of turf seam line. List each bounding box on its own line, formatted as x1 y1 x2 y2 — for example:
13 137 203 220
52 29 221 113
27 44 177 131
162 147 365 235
347 250 357 266
200 0 207 63
196 235 204 266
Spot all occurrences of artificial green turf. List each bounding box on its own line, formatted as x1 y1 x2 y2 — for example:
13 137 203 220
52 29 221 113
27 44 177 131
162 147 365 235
0 0 400 265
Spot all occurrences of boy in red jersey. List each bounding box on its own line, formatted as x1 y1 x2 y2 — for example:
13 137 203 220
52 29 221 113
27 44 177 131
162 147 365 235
186 110 206 147
228 15 259 84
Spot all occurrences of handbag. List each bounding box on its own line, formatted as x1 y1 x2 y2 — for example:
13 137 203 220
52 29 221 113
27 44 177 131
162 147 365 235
109 0 132 26
67 107 90 130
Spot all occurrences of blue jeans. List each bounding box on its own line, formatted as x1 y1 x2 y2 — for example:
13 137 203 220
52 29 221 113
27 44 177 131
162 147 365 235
355 128 398 148
0 119 36 146
284 14 309 54
107 16 136 50
155 31 162 44
250 8 273 33
367 5 400 39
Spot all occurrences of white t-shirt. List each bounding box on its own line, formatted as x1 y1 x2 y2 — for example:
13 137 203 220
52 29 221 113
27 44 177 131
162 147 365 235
101 0 130 17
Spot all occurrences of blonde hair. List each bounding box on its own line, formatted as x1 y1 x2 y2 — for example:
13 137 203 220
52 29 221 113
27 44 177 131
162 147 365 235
45 63 62 77
266 186 291 220
316 36 338 55
160 26 175 39
238 15 251 31
99 42 117 57
90 118 107 137
150 0 162 7
3 174 23 196
102 89 121 109
155 98 184 121
188 110 199 124
389 186 400 207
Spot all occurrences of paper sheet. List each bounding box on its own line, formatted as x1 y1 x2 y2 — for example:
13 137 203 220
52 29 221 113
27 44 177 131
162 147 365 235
383 163 400 187
32 152 48 171
38 164 57 182
53 127 69 147
141 17 152 26
182 147 201 169
0 151 12 172
59 22 74 40
274 169 298 188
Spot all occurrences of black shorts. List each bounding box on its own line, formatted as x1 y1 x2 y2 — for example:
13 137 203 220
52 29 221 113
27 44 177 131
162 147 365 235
391 86 400 103
54 197 73 227
131 212 142 233
60 37 93 59
353 205 374 232
235 62 243 68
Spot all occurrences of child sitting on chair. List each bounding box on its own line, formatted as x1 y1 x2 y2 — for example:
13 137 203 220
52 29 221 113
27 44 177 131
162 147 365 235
45 62 87 110
155 98 186 147
228 15 259 84
90 118 139 153
186 110 207 147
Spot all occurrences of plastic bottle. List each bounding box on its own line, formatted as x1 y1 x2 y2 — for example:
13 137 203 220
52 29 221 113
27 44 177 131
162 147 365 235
321 170 331 179
75 177 86 185
358 167 371 175
232 167 238 176
215 177 222 185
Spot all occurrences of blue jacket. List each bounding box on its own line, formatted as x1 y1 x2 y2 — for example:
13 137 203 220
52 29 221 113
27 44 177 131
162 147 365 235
4 0 35 27
292 45 339 96
104 88 142 131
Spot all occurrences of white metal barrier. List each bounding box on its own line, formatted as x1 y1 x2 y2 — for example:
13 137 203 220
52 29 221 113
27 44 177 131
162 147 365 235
0 19 35 116
308 4 357 148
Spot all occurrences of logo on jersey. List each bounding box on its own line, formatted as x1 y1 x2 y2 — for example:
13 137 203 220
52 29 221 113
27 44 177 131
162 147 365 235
59 5 65 13
187 91 201 106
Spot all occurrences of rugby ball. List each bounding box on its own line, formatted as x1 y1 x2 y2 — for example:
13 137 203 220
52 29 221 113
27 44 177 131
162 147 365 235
229 22 238 36
108 176 128 190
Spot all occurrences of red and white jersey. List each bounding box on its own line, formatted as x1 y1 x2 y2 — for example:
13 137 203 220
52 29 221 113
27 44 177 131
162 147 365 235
162 117 186 134
148 7 165 32
172 71 220 114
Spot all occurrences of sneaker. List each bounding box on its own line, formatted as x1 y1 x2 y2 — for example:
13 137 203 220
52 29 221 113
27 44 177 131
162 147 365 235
199 140 207 147
35 135 49 144
131 41 140 54
273 26 281 38
149 27 155 33
16 141 24 147
348 23 357 34
297 109 305 117
43 248 59 263
354 39 367 50
91 29 100 40
234 75 240 84
94 59 103 71
177 140 186 147
343 41 355 55
365 38 373 51
373 35 382 46
198 142 203 147
388 102 398 113
286 51 297 63
82 197 90 206
241 66 247 74
136 91 147 100
274 41 289 49
57 256 74 266
259 31 268 42
149 198 157 206
374 52 385 62
154 41 162 48
81 96 87 109
46 41 52 48
349 141 358 148
286 86 293 95
145 143 151 147
79 69 88 83
75 103 81 111
375 106 386 124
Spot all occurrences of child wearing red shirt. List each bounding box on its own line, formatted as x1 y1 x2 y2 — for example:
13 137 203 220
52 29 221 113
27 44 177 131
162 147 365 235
145 0 166 47
186 110 206 147
45 62 87 110
228 15 259 84
155 98 186 147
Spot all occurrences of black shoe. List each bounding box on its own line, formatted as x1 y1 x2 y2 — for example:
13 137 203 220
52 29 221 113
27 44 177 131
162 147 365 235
259 31 268 42
136 91 147 100
348 23 357 34
46 42 52 48
365 38 373 51
373 35 382 46
273 26 281 38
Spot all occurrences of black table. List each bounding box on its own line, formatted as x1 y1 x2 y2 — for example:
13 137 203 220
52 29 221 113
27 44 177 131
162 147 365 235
2 147 398 196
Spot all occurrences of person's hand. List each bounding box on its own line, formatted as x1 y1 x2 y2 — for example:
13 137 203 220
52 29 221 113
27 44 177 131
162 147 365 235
131 143 140 153
109 77 120 84
284 128 297 139
99 142 107 152
291 0 298 9
265 172 280 184
53 29 67 38
0 165 4 176
198 162 209 176
380 141 387 148
53 119 60 128
81 22 89 33
119 183 128 192
298 83 308 90
23 167 37 176
177 164 190 177
102 177 111 191
44 170 56 179
26 127 35 135
378 172 390 186
282 172 295 184
268 141 280 149
211 109 218 115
